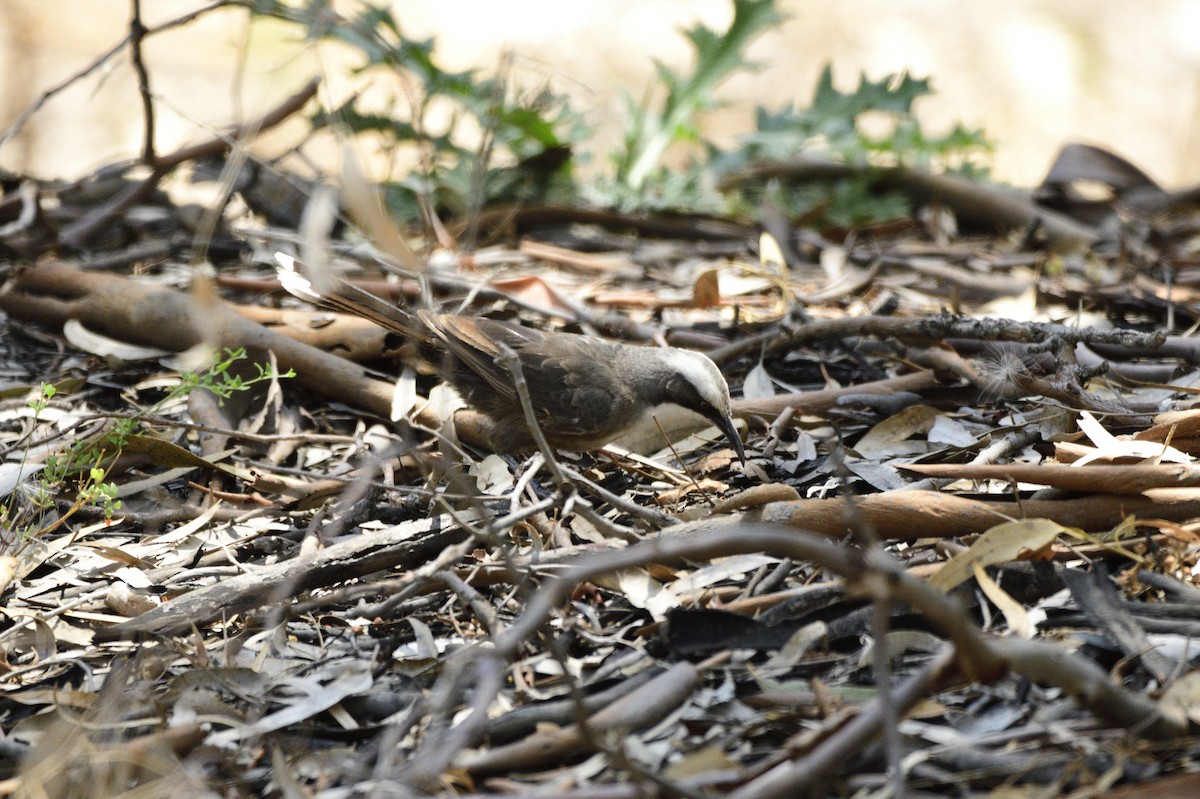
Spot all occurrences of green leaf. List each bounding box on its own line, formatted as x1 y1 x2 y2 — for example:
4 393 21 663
247 0 587 220
617 0 784 194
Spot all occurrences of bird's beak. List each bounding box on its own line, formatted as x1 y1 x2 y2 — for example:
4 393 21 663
713 412 746 465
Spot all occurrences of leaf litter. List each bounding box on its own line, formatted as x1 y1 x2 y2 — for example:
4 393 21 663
3 114 1200 799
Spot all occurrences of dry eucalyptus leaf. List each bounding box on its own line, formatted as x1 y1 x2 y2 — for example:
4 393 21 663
692 268 721 308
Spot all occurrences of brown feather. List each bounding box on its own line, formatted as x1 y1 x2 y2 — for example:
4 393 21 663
311 282 744 458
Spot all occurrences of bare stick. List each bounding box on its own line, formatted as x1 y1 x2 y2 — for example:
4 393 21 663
128 0 156 165
59 77 321 249
0 2 236 149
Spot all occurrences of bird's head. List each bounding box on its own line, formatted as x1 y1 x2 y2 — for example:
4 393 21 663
654 349 745 464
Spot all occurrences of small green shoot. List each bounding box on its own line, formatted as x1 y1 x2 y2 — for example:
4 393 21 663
177 347 295 405
3 350 293 549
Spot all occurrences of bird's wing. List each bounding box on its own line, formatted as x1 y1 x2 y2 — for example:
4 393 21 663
429 314 632 437
423 314 519 401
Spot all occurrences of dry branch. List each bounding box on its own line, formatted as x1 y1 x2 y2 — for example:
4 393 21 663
747 489 1200 537
1 260 396 417
444 521 1183 796
0 260 505 450
709 312 1166 368
94 513 472 640
733 369 941 418
59 77 320 249
461 662 700 777
903 462 1200 494
719 154 1100 251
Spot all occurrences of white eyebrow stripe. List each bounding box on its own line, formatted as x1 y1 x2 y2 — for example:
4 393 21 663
659 349 730 407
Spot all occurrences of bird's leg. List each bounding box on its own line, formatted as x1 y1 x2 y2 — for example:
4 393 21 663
509 452 553 505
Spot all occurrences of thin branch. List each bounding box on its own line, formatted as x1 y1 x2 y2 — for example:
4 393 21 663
128 0 155 164
0 1 235 150
707 311 1167 368
58 76 320 249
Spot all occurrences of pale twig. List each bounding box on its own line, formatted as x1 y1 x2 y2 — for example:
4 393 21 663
559 463 676 529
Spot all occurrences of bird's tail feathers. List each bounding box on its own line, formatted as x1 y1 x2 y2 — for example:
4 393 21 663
274 253 427 341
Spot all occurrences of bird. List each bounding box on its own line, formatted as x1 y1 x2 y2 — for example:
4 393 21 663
278 259 745 462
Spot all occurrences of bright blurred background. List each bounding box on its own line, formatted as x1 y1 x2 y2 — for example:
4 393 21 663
1 0 1197 188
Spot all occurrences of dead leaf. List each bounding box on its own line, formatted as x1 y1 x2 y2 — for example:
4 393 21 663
971 561 1033 638
854 405 941 459
929 518 1067 592
692 268 721 308
758 232 786 274
490 275 578 315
